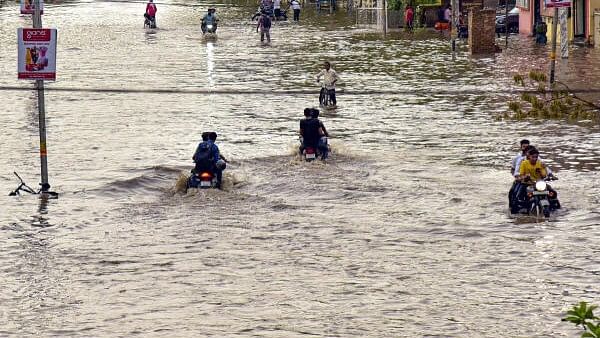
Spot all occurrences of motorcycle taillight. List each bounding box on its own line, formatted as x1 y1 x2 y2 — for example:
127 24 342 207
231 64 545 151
200 172 212 180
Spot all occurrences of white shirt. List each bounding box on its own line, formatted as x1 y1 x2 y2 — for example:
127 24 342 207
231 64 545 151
274 0 281 9
291 0 301 10
316 69 339 90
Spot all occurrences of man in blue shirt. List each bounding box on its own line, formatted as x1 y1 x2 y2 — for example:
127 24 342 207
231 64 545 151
192 131 227 189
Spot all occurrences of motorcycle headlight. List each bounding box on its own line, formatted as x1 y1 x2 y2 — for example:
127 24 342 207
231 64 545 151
207 24 213 29
535 181 547 191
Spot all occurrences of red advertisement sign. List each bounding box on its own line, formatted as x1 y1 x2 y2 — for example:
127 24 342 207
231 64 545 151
20 0 44 15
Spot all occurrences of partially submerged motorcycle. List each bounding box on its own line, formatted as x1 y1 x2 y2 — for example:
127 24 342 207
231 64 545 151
187 169 219 189
510 177 560 218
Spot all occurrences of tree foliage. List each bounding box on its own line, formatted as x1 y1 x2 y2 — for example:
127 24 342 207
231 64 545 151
498 71 600 124
563 302 600 338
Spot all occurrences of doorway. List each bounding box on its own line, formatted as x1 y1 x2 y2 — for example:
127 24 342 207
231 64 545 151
534 0 541 30
573 0 586 37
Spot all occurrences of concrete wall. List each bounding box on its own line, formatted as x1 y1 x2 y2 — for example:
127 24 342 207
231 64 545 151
468 8 497 53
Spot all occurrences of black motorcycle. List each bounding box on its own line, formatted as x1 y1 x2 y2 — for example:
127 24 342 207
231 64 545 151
510 177 560 218
144 15 157 29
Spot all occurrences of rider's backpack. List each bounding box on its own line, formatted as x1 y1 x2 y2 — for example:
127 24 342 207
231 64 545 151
262 15 272 29
194 142 214 172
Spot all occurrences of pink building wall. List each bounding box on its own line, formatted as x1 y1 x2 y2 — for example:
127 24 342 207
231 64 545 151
518 4 534 35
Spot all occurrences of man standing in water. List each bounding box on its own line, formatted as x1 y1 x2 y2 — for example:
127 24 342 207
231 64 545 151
291 0 301 21
404 5 414 32
145 0 157 26
316 61 339 107
257 11 272 43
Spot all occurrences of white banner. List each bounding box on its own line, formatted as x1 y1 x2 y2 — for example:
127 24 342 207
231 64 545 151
17 28 57 81
560 7 568 58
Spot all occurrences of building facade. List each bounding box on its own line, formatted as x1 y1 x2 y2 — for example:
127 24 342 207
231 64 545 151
518 0 600 44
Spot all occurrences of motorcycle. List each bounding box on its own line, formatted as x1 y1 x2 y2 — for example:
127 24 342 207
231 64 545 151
187 170 219 189
319 83 336 109
300 138 329 162
303 146 318 162
202 23 218 35
144 15 157 29
511 177 560 218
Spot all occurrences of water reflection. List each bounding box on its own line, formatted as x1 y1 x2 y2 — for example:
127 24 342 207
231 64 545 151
206 41 216 88
31 195 52 228
144 30 158 44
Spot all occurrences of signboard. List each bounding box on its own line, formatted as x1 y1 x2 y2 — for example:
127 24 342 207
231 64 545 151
17 28 57 81
516 0 530 10
463 0 484 8
20 0 44 15
545 0 571 8
416 0 442 7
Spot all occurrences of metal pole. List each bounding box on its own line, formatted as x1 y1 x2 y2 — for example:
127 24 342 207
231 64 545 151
451 0 458 52
549 7 558 84
33 0 50 193
504 0 509 46
384 0 387 35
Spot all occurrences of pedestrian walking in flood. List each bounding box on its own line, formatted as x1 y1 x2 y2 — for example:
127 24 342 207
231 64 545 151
291 0 301 21
404 5 414 31
257 11 272 43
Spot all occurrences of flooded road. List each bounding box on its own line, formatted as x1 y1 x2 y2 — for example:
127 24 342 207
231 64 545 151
1 1 600 336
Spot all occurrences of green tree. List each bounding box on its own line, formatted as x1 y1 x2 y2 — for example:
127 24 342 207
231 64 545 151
563 302 600 338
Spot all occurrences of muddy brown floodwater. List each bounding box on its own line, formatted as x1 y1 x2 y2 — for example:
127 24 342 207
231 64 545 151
1 1 600 337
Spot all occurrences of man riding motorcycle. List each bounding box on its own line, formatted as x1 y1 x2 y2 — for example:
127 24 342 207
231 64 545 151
511 147 559 213
192 131 226 189
299 108 328 160
201 8 219 34
509 141 554 209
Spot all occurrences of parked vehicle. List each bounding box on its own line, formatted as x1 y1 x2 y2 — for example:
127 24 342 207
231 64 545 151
496 7 519 34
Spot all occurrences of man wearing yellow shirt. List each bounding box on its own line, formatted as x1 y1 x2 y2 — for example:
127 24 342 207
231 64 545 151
511 147 560 213
519 148 547 181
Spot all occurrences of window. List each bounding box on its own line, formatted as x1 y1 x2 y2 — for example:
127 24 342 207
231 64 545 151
516 0 530 10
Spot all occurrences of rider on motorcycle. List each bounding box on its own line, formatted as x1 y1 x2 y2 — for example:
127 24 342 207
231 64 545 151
509 141 555 208
511 147 558 213
510 139 530 175
193 131 226 189
299 109 328 160
201 8 219 34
